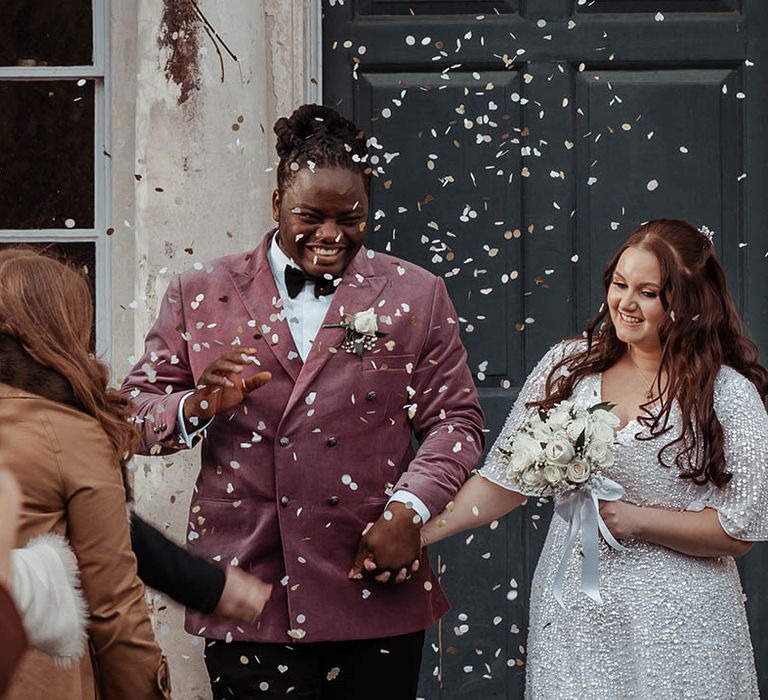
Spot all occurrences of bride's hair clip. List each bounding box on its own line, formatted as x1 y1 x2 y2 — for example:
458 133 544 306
698 225 715 244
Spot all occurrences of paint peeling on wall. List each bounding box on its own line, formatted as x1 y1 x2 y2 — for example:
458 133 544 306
158 0 200 104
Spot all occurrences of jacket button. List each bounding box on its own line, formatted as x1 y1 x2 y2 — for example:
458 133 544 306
328 496 340 506
366 391 377 401
280 496 290 507
158 423 167 432
279 437 290 447
326 437 338 447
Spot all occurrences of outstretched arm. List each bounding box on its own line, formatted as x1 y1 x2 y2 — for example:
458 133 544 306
421 474 527 546
348 277 484 582
131 514 272 621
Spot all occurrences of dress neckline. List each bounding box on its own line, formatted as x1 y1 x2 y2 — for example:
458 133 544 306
594 372 643 435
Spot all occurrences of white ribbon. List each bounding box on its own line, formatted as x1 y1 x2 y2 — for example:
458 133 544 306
551 475 627 608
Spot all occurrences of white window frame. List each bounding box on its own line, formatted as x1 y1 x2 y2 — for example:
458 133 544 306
0 0 111 361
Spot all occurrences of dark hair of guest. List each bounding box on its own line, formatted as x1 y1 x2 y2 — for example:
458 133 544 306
532 218 768 487
273 104 371 193
0 247 139 469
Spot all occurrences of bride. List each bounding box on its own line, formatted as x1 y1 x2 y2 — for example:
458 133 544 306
421 219 768 698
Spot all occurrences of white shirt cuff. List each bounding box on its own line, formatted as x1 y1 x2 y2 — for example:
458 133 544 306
177 391 213 448
387 490 431 525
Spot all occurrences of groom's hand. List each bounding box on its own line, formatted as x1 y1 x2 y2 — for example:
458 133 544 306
348 503 422 584
184 348 272 426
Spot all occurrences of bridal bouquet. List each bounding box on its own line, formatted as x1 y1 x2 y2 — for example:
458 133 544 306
495 400 626 607
497 400 619 495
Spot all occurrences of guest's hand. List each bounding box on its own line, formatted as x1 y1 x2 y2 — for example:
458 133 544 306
212 566 273 623
184 349 272 424
598 499 641 541
0 469 22 585
348 503 422 584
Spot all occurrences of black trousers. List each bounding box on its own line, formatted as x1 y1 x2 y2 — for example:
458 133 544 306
204 630 425 699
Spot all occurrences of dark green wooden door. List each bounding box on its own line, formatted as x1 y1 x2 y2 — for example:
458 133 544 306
324 1 768 697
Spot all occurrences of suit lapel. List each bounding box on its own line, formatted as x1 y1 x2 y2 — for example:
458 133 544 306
285 248 387 412
228 232 302 383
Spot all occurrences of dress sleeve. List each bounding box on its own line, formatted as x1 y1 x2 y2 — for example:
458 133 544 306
478 341 574 495
688 367 768 541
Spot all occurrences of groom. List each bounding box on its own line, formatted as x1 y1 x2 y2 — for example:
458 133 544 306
123 104 484 699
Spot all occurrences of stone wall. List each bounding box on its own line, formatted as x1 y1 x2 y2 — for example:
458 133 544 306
110 2 314 696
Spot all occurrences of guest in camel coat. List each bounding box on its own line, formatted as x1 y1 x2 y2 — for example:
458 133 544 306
0 249 170 700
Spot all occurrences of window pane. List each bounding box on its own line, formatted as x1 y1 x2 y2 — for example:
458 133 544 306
0 0 93 67
0 241 96 345
0 81 95 229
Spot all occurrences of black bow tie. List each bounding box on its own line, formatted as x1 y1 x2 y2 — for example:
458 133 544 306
284 265 337 299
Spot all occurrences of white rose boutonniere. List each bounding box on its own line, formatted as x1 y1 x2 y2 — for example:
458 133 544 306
352 308 378 335
323 307 386 357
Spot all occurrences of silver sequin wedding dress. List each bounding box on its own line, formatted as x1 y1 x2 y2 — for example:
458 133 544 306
480 342 768 699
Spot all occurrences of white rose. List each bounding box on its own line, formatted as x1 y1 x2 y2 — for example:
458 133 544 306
352 308 378 335
511 432 542 466
565 460 591 484
544 436 575 466
509 449 534 473
587 419 616 444
546 407 571 430
573 406 589 420
530 419 553 442
584 441 615 468
542 464 564 485
521 466 545 488
565 416 588 442
592 407 620 428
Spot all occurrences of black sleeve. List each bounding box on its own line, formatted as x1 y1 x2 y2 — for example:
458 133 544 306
130 513 226 614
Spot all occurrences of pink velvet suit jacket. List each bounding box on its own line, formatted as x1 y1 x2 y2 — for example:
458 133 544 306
123 231 484 643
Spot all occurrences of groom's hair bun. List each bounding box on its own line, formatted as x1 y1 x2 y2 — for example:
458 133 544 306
273 104 370 193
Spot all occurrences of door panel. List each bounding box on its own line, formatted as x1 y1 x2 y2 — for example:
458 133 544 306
578 0 740 12
574 67 744 314
324 1 768 696
357 70 523 381
356 0 518 14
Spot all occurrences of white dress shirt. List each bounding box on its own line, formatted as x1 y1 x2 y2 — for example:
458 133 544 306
178 233 430 523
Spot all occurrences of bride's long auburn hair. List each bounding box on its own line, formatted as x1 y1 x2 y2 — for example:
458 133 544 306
533 219 768 487
0 247 138 468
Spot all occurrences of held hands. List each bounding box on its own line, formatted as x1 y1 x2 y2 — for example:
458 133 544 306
598 499 642 541
184 349 272 425
212 566 273 623
348 503 422 584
